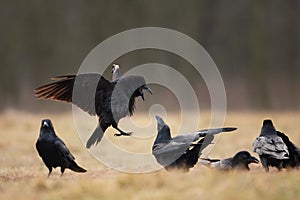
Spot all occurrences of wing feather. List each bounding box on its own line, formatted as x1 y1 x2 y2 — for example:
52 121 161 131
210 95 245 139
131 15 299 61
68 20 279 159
252 135 289 159
34 73 111 116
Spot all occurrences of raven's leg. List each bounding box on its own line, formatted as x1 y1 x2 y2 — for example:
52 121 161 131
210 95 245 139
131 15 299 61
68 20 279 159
277 161 283 171
112 121 132 137
47 167 52 178
60 168 65 176
260 156 269 172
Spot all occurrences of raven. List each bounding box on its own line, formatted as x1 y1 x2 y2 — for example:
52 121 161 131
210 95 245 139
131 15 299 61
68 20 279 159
34 64 152 148
36 119 87 177
200 151 259 171
152 115 237 172
253 119 300 171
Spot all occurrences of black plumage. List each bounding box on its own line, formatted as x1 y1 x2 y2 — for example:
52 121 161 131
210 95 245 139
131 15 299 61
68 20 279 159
253 119 300 171
36 119 87 177
200 151 259 171
152 115 237 172
276 131 300 168
34 65 152 148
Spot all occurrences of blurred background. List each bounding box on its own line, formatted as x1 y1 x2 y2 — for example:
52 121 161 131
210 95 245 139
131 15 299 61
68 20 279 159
0 0 299 112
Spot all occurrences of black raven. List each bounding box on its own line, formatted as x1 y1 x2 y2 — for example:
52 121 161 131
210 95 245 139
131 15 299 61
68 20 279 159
152 115 237 172
36 119 87 177
253 119 300 171
200 151 259 171
34 64 152 148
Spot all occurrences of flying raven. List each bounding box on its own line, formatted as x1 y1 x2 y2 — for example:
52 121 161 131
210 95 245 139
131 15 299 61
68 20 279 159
34 64 152 148
36 119 87 177
200 151 259 171
152 115 237 172
252 119 300 171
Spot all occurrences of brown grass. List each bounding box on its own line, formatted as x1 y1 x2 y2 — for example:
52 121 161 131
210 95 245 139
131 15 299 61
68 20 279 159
1 110 300 200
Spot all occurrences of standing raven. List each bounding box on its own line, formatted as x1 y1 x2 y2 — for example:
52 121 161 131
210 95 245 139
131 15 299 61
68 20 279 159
200 151 259 171
34 64 152 148
152 115 237 172
36 119 87 177
252 119 300 171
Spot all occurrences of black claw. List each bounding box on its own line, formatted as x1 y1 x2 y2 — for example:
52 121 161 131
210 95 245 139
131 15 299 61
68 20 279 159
114 132 132 137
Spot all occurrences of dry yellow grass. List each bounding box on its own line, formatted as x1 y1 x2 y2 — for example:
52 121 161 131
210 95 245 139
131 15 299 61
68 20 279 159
1 110 300 200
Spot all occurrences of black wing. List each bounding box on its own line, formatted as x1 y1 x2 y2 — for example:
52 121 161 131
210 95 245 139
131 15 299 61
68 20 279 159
54 138 87 173
167 138 205 171
277 131 300 168
35 73 111 116
54 139 75 162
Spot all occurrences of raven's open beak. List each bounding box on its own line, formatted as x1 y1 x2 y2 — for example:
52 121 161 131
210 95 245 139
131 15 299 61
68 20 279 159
143 85 152 94
140 85 152 101
249 156 259 164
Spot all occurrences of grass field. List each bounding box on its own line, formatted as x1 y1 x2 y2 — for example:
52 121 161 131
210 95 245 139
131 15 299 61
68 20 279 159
1 110 300 200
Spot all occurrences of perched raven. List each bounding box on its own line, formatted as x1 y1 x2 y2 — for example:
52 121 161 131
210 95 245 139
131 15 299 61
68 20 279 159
34 64 152 148
152 115 237 172
36 119 87 177
200 151 259 171
253 119 300 171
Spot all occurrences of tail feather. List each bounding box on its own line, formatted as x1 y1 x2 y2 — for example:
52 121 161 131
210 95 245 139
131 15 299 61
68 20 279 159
86 126 104 148
69 161 87 173
196 127 237 137
221 127 237 132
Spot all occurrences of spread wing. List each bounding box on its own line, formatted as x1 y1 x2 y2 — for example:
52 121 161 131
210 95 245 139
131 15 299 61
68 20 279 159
152 141 190 155
252 135 289 159
152 141 191 167
171 127 237 151
34 73 111 116
109 75 146 120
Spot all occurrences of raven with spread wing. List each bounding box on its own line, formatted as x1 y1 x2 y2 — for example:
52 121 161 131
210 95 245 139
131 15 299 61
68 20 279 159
35 64 152 148
152 115 237 172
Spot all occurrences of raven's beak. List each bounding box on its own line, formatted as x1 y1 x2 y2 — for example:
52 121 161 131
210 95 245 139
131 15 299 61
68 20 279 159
249 156 259 164
43 121 49 128
140 85 152 101
155 115 166 132
143 85 153 95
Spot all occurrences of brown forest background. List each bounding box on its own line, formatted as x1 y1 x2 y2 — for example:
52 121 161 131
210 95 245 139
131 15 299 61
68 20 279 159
0 0 299 112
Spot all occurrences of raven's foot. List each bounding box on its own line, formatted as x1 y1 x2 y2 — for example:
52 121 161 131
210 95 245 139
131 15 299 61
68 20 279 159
114 132 132 137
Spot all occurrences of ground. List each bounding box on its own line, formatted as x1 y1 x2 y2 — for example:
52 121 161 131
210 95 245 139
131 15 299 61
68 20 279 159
1 110 300 200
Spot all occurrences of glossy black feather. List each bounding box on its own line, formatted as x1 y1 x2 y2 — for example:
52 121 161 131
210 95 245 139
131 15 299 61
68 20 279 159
36 119 86 177
253 119 300 171
34 68 152 148
152 115 237 172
